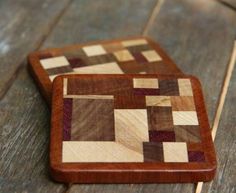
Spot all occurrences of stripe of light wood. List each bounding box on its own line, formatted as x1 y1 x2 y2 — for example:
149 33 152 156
178 79 193 96
62 141 143 162
73 62 124 74
40 56 69 69
133 78 159 88
195 41 236 193
146 96 171 106
163 142 188 162
64 95 114 99
121 39 148 47
63 78 68 96
172 111 199 125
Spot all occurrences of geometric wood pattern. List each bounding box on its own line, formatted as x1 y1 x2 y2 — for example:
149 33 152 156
50 74 216 183
28 37 182 104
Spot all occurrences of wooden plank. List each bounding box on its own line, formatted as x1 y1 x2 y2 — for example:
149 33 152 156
0 68 66 193
42 0 157 48
0 0 71 99
201 63 236 193
0 0 156 192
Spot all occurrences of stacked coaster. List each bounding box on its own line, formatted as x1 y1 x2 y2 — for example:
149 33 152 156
28 37 216 183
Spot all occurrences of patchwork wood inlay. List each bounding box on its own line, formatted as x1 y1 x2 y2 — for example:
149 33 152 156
50 74 216 183
28 37 182 104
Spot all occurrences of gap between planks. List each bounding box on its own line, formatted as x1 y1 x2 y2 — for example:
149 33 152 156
0 0 73 101
195 41 236 193
142 0 164 36
218 0 236 11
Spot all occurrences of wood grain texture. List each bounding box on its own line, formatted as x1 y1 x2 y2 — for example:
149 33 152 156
71 98 115 141
163 142 188 163
50 74 216 183
1 0 235 192
62 141 144 163
133 78 159 89
147 106 174 131
0 0 70 99
0 69 66 193
146 96 171 107
114 109 149 154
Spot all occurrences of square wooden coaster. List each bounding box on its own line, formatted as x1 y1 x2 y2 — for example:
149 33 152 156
50 74 216 183
28 37 182 104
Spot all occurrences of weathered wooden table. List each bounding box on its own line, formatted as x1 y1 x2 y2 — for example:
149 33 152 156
0 0 235 192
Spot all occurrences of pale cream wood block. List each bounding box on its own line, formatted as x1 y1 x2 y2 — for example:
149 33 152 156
62 141 143 162
64 95 114 99
113 50 135 62
163 142 188 162
40 56 69 69
63 78 68 96
141 50 162 62
73 62 123 74
114 109 149 154
121 39 148 47
172 111 199 125
133 78 159 88
178 79 193 96
146 96 171 106
82 45 106 56
139 71 147 74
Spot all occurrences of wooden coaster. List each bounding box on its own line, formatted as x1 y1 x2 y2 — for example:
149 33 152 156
28 37 182 104
50 74 216 183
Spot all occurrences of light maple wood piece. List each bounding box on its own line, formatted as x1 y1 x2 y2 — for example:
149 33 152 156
178 79 193 96
64 95 114 99
40 56 70 69
133 78 159 88
172 111 199 125
171 96 196 111
114 109 149 153
121 39 148 47
28 36 183 104
142 50 162 62
82 45 107 56
163 142 188 162
62 141 143 162
73 62 123 74
113 50 135 62
50 74 216 183
145 96 171 106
